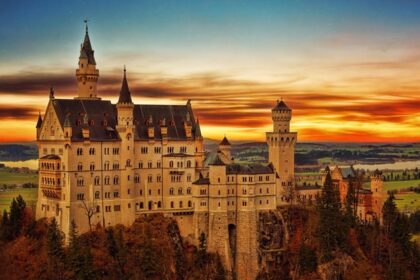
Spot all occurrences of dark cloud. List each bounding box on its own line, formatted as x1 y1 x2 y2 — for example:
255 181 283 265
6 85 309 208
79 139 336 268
0 105 39 119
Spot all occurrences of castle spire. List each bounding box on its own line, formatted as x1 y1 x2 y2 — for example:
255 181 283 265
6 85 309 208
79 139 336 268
76 20 99 99
36 111 43 128
117 66 133 104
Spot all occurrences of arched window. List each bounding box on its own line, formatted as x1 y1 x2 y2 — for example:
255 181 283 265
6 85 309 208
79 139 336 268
113 176 119 185
169 161 174 168
178 187 183 195
186 160 191 168
94 176 100 185
187 187 192 195
157 201 162 208
95 191 100 199
126 159 131 167
179 201 183 208
170 201 174 208
104 176 110 185
169 188 174 195
188 201 192 207
140 202 144 209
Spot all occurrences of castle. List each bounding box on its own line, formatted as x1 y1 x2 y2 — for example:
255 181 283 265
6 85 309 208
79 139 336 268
35 25 296 280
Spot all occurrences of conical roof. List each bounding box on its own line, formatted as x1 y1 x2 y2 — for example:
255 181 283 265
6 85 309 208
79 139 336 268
219 136 231 146
272 100 291 111
117 68 133 104
79 27 96 65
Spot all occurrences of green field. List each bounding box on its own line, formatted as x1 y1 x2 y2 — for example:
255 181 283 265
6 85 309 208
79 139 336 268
395 192 419 213
0 188 38 212
383 179 420 192
0 168 38 185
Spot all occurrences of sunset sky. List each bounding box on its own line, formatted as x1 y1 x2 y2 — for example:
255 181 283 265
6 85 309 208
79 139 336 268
1 0 420 142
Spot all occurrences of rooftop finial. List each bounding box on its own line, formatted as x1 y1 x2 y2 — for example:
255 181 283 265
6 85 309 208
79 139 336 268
49 86 55 99
84 18 89 34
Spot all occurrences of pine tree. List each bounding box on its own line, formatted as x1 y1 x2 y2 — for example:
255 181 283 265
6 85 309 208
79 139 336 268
106 228 127 277
47 218 64 279
67 220 95 280
345 178 357 226
141 228 159 279
382 194 398 236
196 232 208 268
0 209 11 240
316 170 346 261
9 195 26 238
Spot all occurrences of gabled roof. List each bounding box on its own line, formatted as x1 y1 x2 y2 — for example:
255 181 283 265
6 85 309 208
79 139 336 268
272 100 291 111
80 29 96 65
117 68 133 104
219 136 231 146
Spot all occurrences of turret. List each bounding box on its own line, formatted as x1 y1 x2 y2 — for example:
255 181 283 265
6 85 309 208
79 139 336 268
116 66 134 126
218 136 232 162
272 99 291 133
75 22 99 99
63 114 72 139
36 112 43 139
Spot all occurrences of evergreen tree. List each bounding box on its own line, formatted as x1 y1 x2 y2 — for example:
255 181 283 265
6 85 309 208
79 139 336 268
47 218 64 279
316 170 346 261
141 228 159 279
382 194 398 236
67 220 95 280
9 195 26 238
345 178 357 226
106 228 127 277
0 209 11 240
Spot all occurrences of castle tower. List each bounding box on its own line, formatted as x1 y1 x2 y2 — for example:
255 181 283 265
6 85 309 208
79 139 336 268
75 23 99 99
371 169 384 222
266 100 297 204
207 156 233 273
218 136 232 164
116 67 135 225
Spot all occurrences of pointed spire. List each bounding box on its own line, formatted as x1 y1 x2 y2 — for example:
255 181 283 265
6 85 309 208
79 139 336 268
117 66 133 104
194 118 202 138
79 19 96 65
36 111 43 128
273 99 290 111
219 136 231 146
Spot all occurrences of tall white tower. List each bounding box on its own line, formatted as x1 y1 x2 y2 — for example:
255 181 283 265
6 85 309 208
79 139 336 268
266 100 297 203
75 23 99 99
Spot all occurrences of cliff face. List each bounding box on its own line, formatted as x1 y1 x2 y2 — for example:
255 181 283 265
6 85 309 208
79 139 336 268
257 207 383 280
